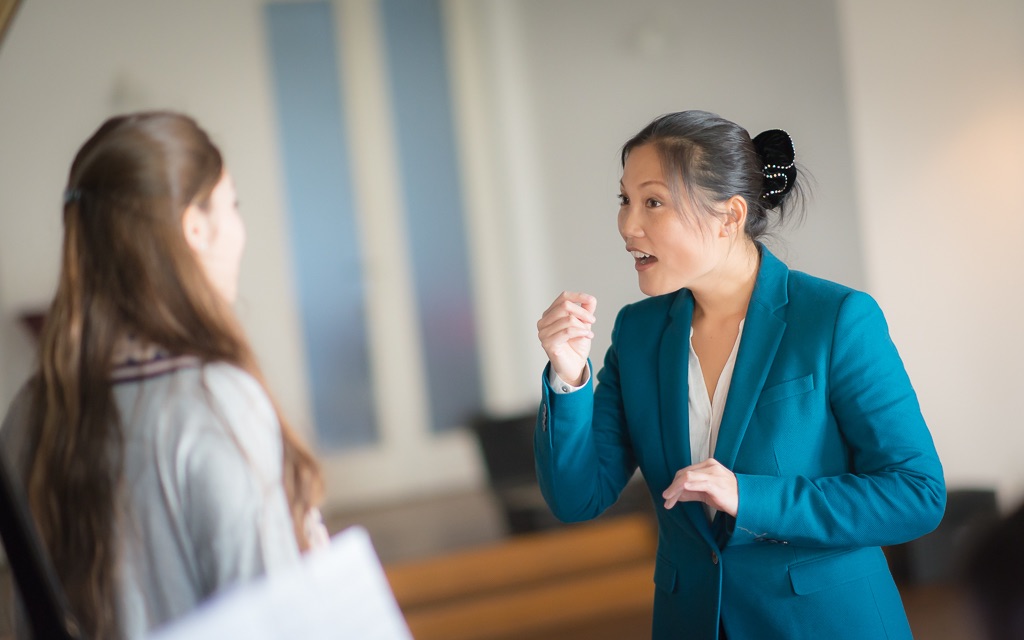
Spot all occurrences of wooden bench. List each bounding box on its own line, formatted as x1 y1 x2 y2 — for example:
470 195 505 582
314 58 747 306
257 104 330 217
384 513 657 640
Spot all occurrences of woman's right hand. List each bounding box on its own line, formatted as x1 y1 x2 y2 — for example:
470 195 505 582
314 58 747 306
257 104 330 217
537 291 597 387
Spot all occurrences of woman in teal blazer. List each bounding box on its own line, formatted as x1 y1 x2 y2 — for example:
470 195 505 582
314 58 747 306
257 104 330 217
535 111 945 639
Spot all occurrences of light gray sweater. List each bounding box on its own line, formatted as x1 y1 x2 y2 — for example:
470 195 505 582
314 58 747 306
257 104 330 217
1 359 301 638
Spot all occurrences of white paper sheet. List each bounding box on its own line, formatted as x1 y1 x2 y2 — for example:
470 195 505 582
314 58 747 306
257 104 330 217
149 526 413 640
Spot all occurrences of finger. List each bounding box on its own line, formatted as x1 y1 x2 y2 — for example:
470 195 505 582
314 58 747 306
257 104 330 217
669 484 717 510
540 315 593 342
663 488 700 510
681 470 726 491
556 290 595 306
538 321 595 346
686 458 721 472
662 479 695 508
537 312 594 338
537 310 593 335
668 460 718 481
542 291 585 316
663 490 684 510
682 478 715 495
662 477 687 500
663 467 699 494
540 332 594 359
544 292 597 325
576 292 597 316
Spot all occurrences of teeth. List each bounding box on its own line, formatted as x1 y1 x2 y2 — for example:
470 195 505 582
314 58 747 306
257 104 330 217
631 250 651 259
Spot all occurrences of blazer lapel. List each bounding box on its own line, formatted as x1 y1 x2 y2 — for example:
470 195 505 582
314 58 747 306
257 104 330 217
657 290 717 540
713 247 789 470
658 289 693 478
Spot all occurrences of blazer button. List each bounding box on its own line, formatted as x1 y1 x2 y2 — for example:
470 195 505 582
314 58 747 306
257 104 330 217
711 551 719 565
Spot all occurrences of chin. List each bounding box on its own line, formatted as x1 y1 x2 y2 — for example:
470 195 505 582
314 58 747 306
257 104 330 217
638 275 686 298
638 280 666 297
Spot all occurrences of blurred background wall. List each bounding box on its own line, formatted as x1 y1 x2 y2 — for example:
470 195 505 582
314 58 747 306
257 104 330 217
0 0 1021 516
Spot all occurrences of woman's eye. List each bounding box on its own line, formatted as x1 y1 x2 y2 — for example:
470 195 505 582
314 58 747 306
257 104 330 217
617 193 629 206
646 198 663 208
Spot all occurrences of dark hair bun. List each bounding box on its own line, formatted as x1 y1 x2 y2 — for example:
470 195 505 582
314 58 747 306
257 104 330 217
753 129 796 209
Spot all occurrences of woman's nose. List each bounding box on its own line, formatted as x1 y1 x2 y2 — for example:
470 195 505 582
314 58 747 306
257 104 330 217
618 206 643 240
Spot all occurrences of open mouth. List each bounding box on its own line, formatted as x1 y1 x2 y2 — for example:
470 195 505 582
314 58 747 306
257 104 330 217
631 250 656 265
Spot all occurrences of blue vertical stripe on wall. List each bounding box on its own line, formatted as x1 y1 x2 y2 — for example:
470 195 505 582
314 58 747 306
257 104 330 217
380 0 483 432
264 2 377 449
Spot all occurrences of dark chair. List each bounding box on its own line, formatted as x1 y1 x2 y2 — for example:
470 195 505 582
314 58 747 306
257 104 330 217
961 500 1024 640
469 411 560 534
0 448 83 639
887 488 1000 586
469 410 652 535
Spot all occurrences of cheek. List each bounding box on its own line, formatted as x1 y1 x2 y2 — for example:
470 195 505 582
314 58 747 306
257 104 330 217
237 220 247 255
228 214 246 259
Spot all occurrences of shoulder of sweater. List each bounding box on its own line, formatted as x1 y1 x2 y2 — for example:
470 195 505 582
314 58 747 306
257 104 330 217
121 361 279 448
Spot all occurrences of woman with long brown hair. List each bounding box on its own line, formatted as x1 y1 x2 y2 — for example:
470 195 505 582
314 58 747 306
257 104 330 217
1 111 324 639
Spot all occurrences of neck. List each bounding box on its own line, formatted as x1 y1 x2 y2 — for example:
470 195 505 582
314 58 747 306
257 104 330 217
691 239 760 322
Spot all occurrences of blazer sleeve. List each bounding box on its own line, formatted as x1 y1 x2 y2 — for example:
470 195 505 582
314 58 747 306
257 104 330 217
731 290 946 548
534 310 638 523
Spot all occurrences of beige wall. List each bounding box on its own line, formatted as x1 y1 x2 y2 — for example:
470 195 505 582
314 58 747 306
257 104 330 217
838 0 1024 509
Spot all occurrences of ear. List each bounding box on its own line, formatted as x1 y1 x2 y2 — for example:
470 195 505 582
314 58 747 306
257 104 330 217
181 204 212 253
718 195 748 238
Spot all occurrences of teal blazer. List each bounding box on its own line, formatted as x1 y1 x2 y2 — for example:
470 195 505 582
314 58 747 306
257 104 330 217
535 247 945 639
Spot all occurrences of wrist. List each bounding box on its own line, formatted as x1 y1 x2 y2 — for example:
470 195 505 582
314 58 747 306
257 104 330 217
559 364 586 387
548 361 590 394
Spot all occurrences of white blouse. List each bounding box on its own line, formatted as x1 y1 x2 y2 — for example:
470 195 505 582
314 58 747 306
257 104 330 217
688 320 745 519
688 320 745 467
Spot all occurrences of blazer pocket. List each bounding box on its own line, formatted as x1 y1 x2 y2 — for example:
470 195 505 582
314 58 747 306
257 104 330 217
653 554 678 594
758 374 814 407
788 547 889 595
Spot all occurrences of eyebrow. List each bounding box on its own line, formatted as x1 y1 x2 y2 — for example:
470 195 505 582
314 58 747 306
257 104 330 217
619 179 670 189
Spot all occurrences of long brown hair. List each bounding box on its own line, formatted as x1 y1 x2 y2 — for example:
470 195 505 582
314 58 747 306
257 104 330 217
24 111 323 639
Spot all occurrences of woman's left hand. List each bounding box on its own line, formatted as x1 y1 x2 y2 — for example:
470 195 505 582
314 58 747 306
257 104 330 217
662 459 738 517
304 507 331 551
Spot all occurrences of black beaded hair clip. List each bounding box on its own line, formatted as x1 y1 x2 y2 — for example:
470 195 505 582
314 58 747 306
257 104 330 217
752 129 795 208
